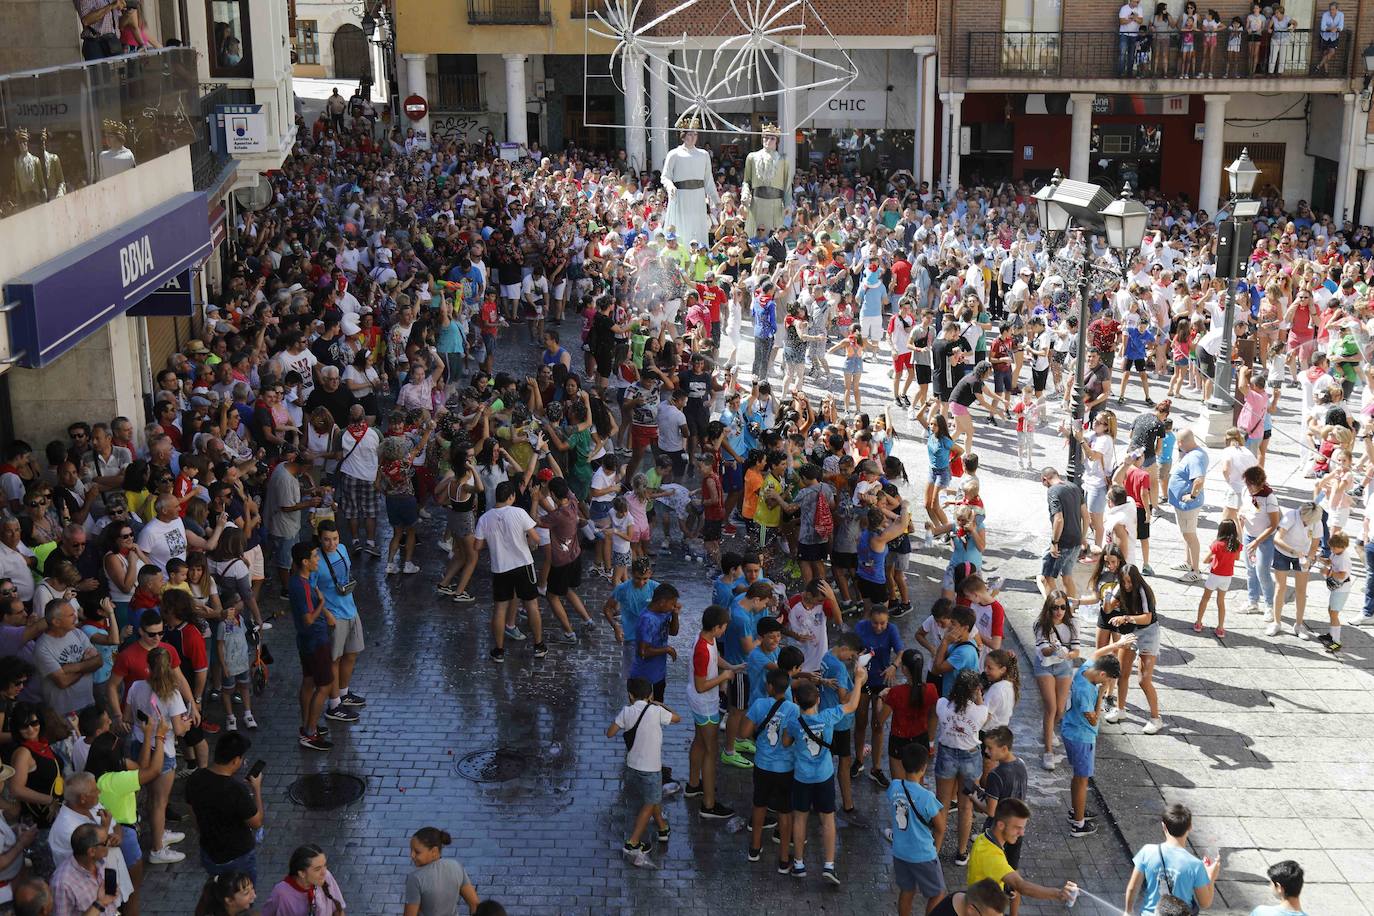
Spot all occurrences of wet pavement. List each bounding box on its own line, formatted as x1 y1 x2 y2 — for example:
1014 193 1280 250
136 336 1146 914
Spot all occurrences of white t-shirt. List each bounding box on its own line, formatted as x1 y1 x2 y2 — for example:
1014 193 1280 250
984 680 1015 730
0 541 35 602
1276 508 1319 559
1105 502 1137 566
656 402 688 453
590 468 618 505
935 698 989 751
473 505 536 573
338 426 381 482
1220 445 1258 493
137 517 189 570
1083 433 1116 489
1243 489 1280 538
124 679 187 758
615 700 675 773
274 348 319 397
785 598 829 672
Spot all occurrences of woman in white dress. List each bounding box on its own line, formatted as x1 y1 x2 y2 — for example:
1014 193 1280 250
660 119 719 251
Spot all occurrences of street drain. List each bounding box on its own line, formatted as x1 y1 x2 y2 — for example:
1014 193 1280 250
287 772 367 809
456 749 527 782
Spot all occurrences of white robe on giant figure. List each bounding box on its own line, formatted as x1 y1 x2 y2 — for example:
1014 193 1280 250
661 144 719 248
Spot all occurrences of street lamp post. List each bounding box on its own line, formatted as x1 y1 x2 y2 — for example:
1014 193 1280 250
1198 148 1261 447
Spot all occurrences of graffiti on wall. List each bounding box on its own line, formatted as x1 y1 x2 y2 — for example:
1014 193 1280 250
429 112 503 144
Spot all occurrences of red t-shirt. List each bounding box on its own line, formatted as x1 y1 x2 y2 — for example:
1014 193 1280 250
891 259 912 295
697 284 726 324
701 471 726 521
167 623 208 673
883 682 938 738
112 642 184 695
1208 541 1240 577
1123 465 1152 508
691 636 714 679
174 474 195 517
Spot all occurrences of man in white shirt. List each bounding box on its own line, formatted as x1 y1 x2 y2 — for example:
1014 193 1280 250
655 390 689 479
337 406 382 555
272 333 319 400
473 480 545 662
49 773 133 905
1118 0 1143 75
137 495 203 572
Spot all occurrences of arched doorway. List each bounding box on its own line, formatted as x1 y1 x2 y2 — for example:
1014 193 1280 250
332 24 370 81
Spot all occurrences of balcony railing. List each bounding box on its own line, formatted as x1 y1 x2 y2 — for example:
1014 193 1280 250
0 47 199 221
435 74 483 110
965 29 1350 80
190 84 256 191
467 0 551 24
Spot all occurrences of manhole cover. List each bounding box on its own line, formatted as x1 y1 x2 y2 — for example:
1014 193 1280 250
287 772 367 810
456 749 526 782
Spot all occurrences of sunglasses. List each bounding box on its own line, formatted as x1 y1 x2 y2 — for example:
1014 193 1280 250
26 499 48 507
142 629 164 638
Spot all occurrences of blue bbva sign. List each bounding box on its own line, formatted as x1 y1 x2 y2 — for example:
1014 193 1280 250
4 192 211 368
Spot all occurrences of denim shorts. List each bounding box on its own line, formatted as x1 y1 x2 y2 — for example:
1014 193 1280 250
929 466 952 488
1273 550 1302 572
624 766 662 807
1038 657 1073 679
1041 544 1081 579
1132 621 1161 657
1063 737 1095 778
385 494 419 528
1084 484 1107 515
934 744 982 781
131 740 175 774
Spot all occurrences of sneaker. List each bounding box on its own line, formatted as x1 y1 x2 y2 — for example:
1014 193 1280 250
683 782 704 799
161 830 185 845
1181 570 1202 583
1141 564 1155 576
839 807 868 829
722 524 738 536
1142 717 1166 735
1041 752 1056 771
869 768 891 789
1264 621 1281 636
418 508 432 520
224 714 237 732
402 562 421 574
954 848 970 866
734 738 756 754
1067 809 1099 822
719 751 754 769
1326 640 1343 654
700 802 735 820
489 647 505 663
1346 614 1374 627
200 720 221 735
299 733 333 751
849 759 864 779
778 861 792 875
243 712 258 729
1242 601 1260 614
340 692 366 708
761 815 777 831
1292 623 1313 641
1170 561 1193 571
822 866 840 886
1069 820 1099 838
452 591 476 603
532 643 548 659
883 827 893 842
385 562 399 575
1215 627 1226 638
748 847 762 862
364 542 382 557
887 602 910 618
1192 621 1204 633
622 840 651 854
148 846 186 865
1103 706 1123 723
315 723 330 738
790 862 807 878
504 625 527 642
657 822 671 841
325 706 359 723
436 583 460 596
556 629 577 645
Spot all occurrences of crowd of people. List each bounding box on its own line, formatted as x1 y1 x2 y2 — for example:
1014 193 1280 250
0 84 1363 913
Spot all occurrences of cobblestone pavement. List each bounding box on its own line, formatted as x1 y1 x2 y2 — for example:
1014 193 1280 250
138 328 1374 914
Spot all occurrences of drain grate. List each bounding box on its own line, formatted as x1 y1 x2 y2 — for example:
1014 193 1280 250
287 772 367 809
456 749 527 782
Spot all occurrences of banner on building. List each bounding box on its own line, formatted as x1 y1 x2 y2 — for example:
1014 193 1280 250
804 90 887 128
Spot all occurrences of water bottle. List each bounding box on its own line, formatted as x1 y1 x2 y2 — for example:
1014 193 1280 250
1065 882 1080 908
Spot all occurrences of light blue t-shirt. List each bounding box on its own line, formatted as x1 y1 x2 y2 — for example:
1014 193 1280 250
887 779 943 864
1061 662 1102 745
787 706 845 784
711 575 736 609
310 545 358 620
1160 430 1177 464
1167 447 1210 512
613 578 659 640
1249 907 1308 916
1131 843 1210 915
940 640 980 697
859 275 886 317
745 696 798 773
746 645 780 705
721 603 758 666
819 652 855 730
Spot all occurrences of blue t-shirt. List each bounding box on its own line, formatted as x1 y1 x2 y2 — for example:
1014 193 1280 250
1131 843 1211 916
948 517 985 570
746 696 798 773
288 574 330 654
855 619 902 678
1249 907 1308 916
1167 447 1210 512
887 779 943 864
859 277 886 317
309 545 358 620
819 652 855 730
1160 431 1177 464
613 578 659 641
787 706 845 784
746 644 780 701
940 640 980 697
711 575 736 609
722 603 759 666
1124 325 1155 360
630 609 672 684
1061 662 1102 745
927 434 953 472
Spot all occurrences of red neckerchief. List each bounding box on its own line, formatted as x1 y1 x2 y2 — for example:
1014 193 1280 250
346 422 370 441
22 739 53 761
285 876 317 907
0 464 15 477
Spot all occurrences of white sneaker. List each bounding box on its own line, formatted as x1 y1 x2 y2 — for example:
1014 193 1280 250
1041 752 1056 771
1103 706 1123 723
148 846 186 864
385 562 400 574
162 830 186 845
224 714 237 732
1053 733 1062 748
1142 717 1166 735
243 711 258 729
1264 621 1281 636
1346 615 1374 627
1242 601 1260 614
1292 623 1312 641
402 562 421 574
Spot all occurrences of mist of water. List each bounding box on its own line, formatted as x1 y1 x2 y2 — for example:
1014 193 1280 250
1069 886 1131 915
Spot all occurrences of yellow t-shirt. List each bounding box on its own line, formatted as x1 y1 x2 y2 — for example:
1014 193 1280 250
754 473 784 528
966 832 1013 890
162 582 192 596
98 769 142 826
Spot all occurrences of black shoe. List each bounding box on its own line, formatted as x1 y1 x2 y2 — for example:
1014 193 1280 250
1069 820 1099 838
849 759 864 778
888 602 910 618
490 647 505 663
1067 808 1099 821
777 860 791 875
622 840 651 854
762 815 778 831
953 847 970 866
532 643 548 659
299 733 333 751
771 827 782 844
683 782 704 798
316 723 330 737
325 706 359 723
700 803 735 820
748 846 762 862
164 805 186 823
839 807 868 829
657 823 671 842
869 768 891 789
340 692 367 708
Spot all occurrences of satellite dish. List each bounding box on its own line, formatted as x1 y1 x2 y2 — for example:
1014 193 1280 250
233 176 274 212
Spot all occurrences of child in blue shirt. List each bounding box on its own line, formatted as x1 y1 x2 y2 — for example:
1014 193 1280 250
721 581 774 767
630 583 681 701
853 606 902 785
1062 646 1126 836
782 672 868 886
1125 803 1219 916
711 551 743 609
887 743 946 916
745 618 784 706
819 633 862 818
742 668 800 870
932 605 980 697
602 557 659 674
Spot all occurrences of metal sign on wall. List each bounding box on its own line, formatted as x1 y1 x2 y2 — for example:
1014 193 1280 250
2 193 211 367
804 90 887 128
218 103 269 154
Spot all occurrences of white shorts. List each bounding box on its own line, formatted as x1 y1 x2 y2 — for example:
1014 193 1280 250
1204 572 1231 592
1225 488 1245 511
552 280 567 299
500 282 522 299
861 315 884 342
244 544 266 582
1330 505 1351 530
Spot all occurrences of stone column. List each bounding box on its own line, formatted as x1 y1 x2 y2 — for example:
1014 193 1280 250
503 53 529 147
1198 94 1229 216
941 91 964 193
917 49 937 183
1359 168 1374 227
648 53 670 168
780 46 798 166
1333 92 1357 222
1069 92 1094 181
402 53 430 143
623 48 646 172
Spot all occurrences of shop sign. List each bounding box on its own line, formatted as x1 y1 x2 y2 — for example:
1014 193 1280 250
805 90 887 128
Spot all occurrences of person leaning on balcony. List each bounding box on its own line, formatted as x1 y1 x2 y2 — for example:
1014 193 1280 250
1119 0 1145 76
1317 1 1344 73
76 0 126 60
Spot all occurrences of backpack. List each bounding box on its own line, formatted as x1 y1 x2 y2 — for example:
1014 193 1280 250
811 489 834 541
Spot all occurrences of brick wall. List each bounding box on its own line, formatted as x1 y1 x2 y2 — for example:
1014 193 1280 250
638 0 937 38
